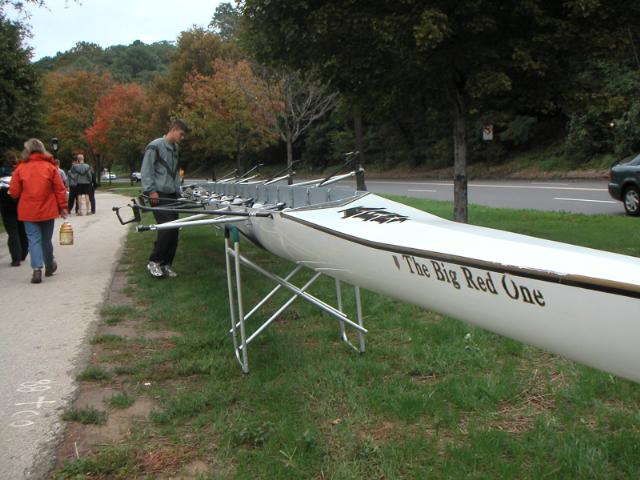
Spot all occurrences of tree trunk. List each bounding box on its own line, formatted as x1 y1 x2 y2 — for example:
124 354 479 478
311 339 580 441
236 153 247 176
235 130 245 174
453 88 468 223
353 102 367 191
94 153 102 187
286 138 293 185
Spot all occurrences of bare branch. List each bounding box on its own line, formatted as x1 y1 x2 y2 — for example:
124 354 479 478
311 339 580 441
263 69 338 145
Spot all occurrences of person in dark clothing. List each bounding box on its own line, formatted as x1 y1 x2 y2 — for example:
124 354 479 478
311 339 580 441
88 165 97 214
67 155 79 215
0 153 28 266
140 120 188 279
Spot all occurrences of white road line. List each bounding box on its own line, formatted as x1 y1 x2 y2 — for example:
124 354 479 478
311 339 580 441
554 197 617 204
367 180 606 192
407 189 437 193
531 182 569 186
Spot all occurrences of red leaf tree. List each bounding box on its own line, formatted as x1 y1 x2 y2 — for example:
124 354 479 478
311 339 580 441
86 83 151 172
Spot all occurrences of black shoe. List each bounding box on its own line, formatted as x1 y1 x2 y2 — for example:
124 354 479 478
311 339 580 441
31 269 42 284
45 261 57 277
10 260 20 267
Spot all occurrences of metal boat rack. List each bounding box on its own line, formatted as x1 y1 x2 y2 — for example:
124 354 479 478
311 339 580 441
197 177 363 209
119 180 369 374
224 225 366 374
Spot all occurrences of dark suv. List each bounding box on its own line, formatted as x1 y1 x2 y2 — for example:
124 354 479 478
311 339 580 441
609 153 640 216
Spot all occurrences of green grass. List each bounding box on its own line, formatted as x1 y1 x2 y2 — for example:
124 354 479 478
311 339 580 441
57 197 640 479
113 364 140 376
54 446 138 479
106 392 135 409
62 407 107 425
76 366 112 381
101 304 137 325
103 185 143 198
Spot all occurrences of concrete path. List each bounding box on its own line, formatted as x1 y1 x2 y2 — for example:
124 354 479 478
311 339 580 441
0 192 130 479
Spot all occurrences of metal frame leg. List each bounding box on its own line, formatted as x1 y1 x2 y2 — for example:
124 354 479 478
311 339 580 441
336 280 366 353
225 227 249 373
223 227 367 373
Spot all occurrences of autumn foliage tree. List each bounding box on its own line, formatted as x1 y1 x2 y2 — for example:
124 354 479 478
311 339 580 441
178 59 278 173
41 70 114 165
85 83 150 172
146 27 237 136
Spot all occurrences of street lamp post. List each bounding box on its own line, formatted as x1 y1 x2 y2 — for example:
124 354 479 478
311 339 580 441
51 137 59 160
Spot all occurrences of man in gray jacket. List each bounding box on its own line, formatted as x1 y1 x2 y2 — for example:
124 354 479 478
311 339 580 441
70 154 92 215
67 156 79 215
141 119 189 278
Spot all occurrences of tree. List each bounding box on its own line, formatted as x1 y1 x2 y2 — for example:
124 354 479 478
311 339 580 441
0 1 45 14
178 59 278 173
85 83 150 172
0 13 40 155
243 0 640 221
35 40 176 83
261 70 338 180
146 27 237 136
165 27 236 99
406 1 640 220
209 2 241 42
242 2 401 190
41 70 114 165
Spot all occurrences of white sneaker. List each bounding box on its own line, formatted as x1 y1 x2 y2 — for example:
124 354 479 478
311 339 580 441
162 265 177 278
147 261 164 278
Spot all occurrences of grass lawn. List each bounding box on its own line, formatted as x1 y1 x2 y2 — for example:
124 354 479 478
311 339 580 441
55 197 640 479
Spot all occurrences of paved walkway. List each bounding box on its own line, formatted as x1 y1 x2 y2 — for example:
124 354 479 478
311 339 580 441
0 192 130 479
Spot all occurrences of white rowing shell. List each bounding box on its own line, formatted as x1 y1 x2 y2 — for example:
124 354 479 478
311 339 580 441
236 192 640 383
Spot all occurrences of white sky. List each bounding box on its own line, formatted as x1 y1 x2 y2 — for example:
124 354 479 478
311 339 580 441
20 0 224 60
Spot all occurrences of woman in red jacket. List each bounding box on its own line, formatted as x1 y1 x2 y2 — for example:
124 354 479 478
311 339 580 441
9 138 68 284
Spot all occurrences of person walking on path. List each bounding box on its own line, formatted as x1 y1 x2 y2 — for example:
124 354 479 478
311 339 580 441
56 158 68 189
141 119 188 279
9 138 68 284
67 155 79 215
88 163 97 214
0 153 28 266
69 154 92 215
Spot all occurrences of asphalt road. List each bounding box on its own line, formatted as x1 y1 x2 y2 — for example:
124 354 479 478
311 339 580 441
181 176 622 216
339 178 623 216
0 192 128 479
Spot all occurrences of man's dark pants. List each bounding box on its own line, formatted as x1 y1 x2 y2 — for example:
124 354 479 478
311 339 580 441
149 192 179 266
67 185 78 213
1 205 28 262
89 185 96 213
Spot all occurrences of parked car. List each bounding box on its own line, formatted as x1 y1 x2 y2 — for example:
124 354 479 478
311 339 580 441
101 172 117 181
130 171 142 183
608 153 640 216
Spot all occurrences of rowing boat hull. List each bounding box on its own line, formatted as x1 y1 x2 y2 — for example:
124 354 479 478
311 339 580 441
231 192 640 383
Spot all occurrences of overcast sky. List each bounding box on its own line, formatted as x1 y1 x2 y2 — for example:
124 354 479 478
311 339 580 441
20 0 224 60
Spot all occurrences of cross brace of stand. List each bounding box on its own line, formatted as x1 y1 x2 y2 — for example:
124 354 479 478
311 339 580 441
224 226 367 374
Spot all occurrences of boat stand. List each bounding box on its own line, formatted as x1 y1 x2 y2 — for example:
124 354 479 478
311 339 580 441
224 226 367 373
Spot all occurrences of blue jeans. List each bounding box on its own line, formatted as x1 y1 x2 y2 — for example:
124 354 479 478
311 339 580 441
24 220 55 270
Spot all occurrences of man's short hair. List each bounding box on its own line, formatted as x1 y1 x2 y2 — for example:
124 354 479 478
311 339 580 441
169 119 190 133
